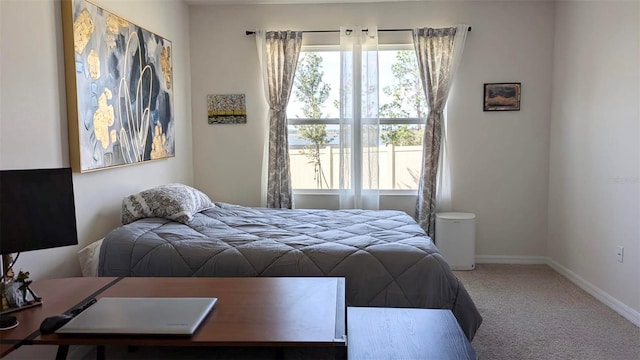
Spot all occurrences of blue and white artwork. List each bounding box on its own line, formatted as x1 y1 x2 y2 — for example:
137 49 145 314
62 0 174 172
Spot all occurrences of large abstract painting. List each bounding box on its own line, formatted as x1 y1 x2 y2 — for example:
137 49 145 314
61 0 174 172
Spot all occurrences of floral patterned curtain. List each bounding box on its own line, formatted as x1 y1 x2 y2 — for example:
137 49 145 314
413 25 468 237
256 30 303 208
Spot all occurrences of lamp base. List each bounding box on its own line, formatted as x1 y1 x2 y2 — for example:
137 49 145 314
0 314 18 330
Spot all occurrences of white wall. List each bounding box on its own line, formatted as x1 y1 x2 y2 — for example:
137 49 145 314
189 1 555 257
0 0 193 280
548 1 640 315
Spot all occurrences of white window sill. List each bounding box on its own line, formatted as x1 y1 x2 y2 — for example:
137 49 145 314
292 189 417 196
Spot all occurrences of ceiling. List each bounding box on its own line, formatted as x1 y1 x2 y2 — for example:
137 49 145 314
185 0 455 5
185 0 539 4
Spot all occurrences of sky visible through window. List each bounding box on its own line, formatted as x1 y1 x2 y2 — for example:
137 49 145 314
287 50 412 119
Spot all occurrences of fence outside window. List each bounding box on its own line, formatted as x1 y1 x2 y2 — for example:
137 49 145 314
290 144 422 190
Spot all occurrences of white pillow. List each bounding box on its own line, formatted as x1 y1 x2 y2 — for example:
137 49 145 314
77 239 103 277
121 183 214 225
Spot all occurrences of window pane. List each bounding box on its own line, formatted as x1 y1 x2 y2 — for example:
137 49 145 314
288 50 341 190
287 51 340 119
378 49 424 190
288 124 340 190
378 50 427 119
379 125 423 190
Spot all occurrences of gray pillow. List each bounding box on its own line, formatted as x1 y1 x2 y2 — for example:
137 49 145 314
121 183 214 225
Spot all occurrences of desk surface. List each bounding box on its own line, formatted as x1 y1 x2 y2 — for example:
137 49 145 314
0 277 118 357
0 277 346 355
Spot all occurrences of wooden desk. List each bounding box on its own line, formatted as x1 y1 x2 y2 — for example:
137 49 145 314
0 277 346 358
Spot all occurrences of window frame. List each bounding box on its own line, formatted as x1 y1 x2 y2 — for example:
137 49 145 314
288 44 425 195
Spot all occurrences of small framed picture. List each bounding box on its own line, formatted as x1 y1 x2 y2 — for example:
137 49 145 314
207 94 247 124
483 83 521 111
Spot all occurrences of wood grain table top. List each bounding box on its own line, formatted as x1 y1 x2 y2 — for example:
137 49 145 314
1 276 346 354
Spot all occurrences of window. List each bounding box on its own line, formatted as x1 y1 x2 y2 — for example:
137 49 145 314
287 45 425 191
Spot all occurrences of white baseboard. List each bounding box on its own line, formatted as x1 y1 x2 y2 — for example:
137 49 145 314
546 257 640 328
474 255 640 327
475 255 548 264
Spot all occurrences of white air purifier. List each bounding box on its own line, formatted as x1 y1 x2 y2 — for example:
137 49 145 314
435 212 476 270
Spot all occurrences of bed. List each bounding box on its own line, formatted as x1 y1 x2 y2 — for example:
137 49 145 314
90 184 482 340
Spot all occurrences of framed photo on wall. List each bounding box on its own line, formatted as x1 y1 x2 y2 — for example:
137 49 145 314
483 83 521 111
207 94 247 124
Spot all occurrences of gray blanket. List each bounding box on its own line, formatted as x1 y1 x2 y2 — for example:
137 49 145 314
99 202 482 339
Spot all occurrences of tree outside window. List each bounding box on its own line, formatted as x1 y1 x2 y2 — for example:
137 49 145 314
380 50 426 147
288 48 426 191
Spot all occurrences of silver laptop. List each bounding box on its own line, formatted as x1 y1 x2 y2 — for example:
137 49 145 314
56 297 217 336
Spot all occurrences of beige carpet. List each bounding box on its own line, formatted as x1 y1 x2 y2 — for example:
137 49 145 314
455 264 640 360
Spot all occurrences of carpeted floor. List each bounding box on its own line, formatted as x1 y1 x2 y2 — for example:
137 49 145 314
454 264 640 360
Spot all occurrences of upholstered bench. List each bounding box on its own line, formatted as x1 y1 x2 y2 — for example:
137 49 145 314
347 307 478 360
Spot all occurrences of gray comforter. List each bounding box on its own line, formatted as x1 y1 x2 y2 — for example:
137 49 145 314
99 202 482 339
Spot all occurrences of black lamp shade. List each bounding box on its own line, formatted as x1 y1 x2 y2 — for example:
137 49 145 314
0 168 79 254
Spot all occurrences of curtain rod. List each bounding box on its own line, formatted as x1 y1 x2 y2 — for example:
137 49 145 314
245 27 471 36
